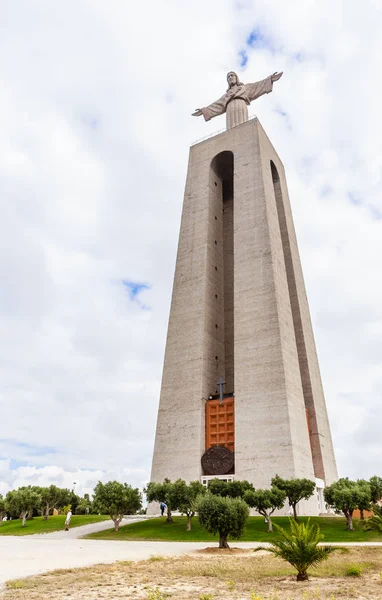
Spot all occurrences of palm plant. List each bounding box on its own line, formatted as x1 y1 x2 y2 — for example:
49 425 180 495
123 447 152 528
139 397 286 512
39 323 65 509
363 514 382 532
256 518 339 581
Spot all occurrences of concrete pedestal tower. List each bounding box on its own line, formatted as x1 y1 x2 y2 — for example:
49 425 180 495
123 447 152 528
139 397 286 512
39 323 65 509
149 72 337 515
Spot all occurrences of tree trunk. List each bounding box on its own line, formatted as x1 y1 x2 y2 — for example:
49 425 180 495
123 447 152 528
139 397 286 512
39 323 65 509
113 517 121 532
22 511 28 527
297 572 309 581
345 512 354 531
293 504 298 521
166 507 173 523
219 534 230 549
0 512 3 525
267 517 273 533
360 509 365 521
186 514 192 531
43 504 49 521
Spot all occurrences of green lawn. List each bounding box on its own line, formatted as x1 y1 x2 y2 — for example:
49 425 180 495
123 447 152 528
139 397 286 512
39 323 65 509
0 515 109 536
85 516 382 543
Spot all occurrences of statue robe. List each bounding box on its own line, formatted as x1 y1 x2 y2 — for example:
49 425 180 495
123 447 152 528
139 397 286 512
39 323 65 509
200 75 273 129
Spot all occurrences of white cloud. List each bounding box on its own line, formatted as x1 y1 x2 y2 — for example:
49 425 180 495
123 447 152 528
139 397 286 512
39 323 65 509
0 0 381 496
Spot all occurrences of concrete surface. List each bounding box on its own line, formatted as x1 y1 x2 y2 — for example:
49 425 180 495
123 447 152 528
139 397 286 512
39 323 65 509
149 117 337 516
2 533 382 588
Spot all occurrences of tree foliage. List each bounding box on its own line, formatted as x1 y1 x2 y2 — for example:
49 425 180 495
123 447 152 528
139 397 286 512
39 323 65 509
167 479 205 530
196 493 249 548
207 478 254 498
5 487 42 526
0 494 6 525
324 478 371 531
145 479 174 522
271 475 315 520
256 519 339 581
93 481 142 531
244 487 286 532
369 476 382 504
75 494 93 515
40 485 71 520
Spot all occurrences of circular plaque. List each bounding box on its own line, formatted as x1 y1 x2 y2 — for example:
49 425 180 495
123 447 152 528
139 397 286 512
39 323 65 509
201 445 234 475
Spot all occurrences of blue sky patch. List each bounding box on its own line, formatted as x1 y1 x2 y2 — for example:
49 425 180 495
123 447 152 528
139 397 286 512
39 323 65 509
239 50 248 68
246 26 274 51
122 280 151 309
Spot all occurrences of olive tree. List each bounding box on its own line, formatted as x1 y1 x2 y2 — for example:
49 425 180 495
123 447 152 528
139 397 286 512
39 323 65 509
93 481 142 531
40 486 71 520
207 478 254 498
271 475 315 521
167 479 205 531
5 487 42 527
324 478 371 531
244 487 286 532
145 479 174 523
369 476 382 504
0 494 6 525
197 493 249 548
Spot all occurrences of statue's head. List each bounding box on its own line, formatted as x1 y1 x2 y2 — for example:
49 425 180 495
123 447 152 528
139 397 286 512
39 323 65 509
226 71 243 90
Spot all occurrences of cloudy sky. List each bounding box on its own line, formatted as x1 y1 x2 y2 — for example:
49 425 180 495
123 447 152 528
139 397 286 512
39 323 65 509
0 0 381 497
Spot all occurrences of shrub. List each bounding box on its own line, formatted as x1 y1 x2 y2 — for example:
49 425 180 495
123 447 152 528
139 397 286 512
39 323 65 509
255 518 339 581
346 564 363 577
363 514 382 532
75 505 87 515
146 588 166 600
196 493 249 548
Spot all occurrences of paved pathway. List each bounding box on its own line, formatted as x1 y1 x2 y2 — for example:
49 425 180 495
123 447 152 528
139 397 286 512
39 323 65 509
1 518 382 588
27 516 146 540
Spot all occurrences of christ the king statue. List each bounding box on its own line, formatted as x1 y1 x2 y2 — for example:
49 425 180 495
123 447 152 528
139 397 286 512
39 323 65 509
192 70 283 130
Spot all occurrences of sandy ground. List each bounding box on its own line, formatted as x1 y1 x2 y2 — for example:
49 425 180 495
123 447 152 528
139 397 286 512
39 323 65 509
2 548 382 600
0 536 262 585
1 518 382 591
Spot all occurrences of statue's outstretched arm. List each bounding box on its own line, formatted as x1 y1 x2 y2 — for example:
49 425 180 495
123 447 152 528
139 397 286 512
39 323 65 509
191 93 227 121
271 71 283 82
245 72 283 103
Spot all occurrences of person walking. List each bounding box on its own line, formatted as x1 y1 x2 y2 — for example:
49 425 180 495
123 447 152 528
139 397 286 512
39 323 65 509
160 502 167 517
64 509 72 531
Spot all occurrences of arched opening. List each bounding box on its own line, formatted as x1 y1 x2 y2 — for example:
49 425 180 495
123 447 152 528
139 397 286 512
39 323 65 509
271 160 324 480
210 151 234 396
202 151 235 475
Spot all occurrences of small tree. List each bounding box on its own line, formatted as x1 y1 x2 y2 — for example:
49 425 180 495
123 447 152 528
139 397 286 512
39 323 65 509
40 486 71 520
207 478 254 498
0 494 6 525
369 476 382 504
324 478 371 531
5 487 41 527
168 479 205 531
244 487 286 532
197 493 249 548
271 475 315 520
93 481 142 531
76 493 93 515
256 519 339 581
146 479 174 523
356 480 372 520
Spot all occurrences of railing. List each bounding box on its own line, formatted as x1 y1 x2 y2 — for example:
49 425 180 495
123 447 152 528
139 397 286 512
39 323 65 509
190 113 257 146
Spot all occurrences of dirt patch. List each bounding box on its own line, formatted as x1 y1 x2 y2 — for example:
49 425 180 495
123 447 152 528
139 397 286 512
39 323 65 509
2 547 382 599
197 546 252 554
